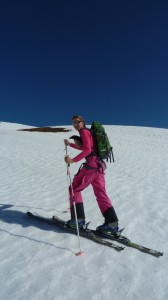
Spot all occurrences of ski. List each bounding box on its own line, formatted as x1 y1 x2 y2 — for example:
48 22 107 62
27 212 163 257
27 212 124 252
92 229 163 257
52 215 163 257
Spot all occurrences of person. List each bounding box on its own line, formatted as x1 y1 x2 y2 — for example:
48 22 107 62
64 115 119 233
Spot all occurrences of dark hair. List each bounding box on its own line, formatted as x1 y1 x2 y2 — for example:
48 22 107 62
69 135 83 145
72 115 86 126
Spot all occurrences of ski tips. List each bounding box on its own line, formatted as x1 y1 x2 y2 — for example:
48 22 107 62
76 251 84 256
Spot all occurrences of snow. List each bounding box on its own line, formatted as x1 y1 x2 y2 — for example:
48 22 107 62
0 121 168 300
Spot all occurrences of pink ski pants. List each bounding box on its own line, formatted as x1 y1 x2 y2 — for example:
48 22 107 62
69 164 113 214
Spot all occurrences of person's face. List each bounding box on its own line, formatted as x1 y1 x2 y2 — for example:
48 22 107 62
72 118 85 131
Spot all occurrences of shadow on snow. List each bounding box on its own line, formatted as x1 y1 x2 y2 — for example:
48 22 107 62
0 203 76 255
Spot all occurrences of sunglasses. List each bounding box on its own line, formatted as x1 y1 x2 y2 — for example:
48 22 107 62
73 120 82 125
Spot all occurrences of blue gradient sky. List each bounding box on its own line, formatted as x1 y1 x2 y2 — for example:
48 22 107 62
0 0 168 128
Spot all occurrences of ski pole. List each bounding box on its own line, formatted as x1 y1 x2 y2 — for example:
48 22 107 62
66 156 84 256
65 145 70 212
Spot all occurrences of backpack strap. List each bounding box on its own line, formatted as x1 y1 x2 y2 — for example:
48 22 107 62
83 159 105 174
85 151 97 160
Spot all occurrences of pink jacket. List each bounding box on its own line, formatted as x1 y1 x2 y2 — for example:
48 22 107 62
70 129 95 163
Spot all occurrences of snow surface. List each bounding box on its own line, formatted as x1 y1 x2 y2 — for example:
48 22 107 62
0 121 168 300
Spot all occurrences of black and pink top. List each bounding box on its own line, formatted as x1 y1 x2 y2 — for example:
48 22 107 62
69 128 95 163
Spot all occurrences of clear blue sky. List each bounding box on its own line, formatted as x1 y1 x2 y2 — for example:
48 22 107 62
0 0 168 128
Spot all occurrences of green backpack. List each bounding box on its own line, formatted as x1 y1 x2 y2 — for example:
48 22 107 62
90 121 114 162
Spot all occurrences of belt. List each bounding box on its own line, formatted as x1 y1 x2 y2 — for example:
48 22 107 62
85 151 97 160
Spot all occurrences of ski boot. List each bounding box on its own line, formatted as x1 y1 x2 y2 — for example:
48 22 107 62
66 219 85 230
96 222 119 235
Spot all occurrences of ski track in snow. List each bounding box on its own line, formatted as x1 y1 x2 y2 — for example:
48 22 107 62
0 122 168 300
